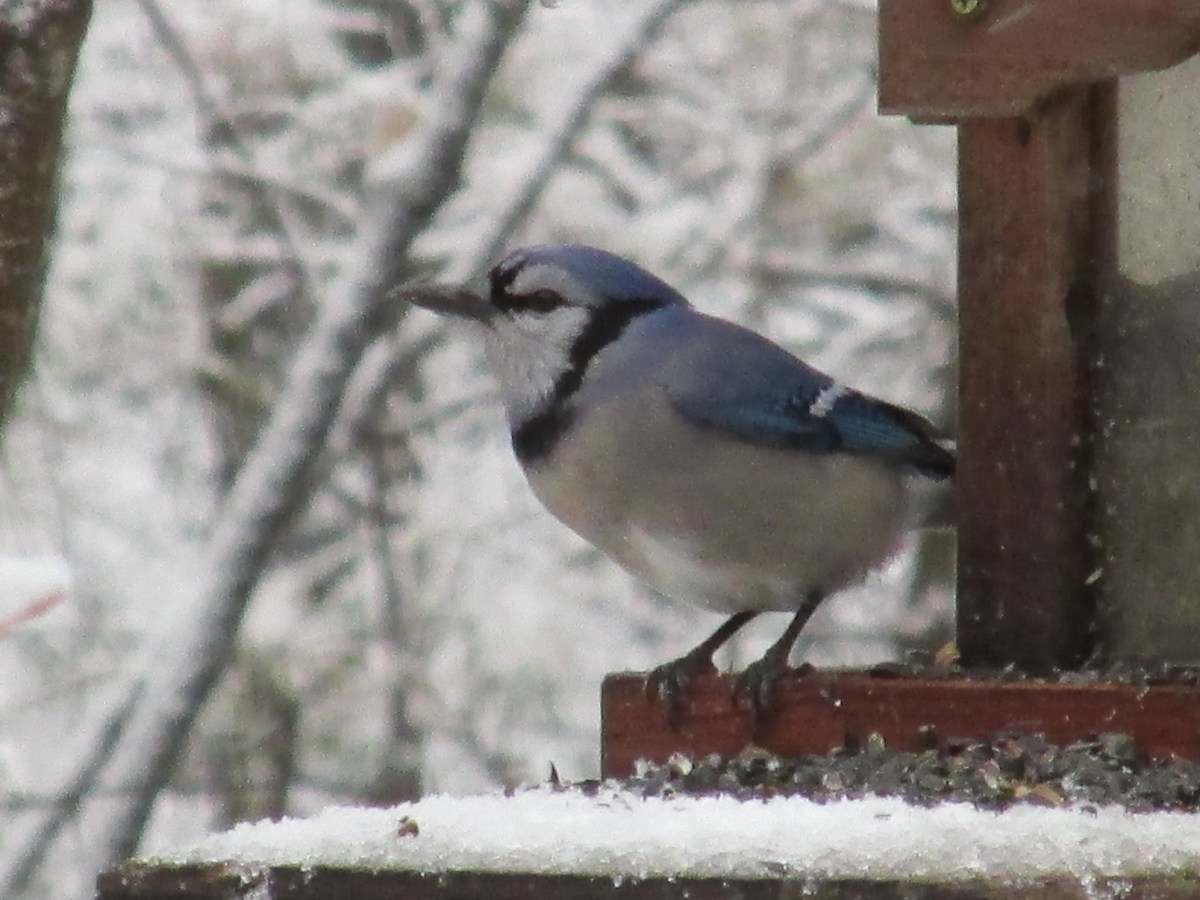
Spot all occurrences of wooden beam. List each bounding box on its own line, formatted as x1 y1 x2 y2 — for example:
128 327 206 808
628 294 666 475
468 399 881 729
879 0 1200 118
954 85 1114 671
601 671 1200 779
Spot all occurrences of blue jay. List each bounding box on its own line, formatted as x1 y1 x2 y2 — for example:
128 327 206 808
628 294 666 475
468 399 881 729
403 244 954 720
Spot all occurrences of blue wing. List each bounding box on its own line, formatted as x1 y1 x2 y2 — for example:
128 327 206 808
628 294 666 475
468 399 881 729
662 312 954 479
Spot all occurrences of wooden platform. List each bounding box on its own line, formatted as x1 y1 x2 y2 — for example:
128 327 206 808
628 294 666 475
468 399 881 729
95 864 1200 900
601 669 1200 778
96 671 1200 899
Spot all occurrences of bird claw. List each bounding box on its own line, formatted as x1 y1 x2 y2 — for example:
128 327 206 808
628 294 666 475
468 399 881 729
733 657 780 725
644 652 717 729
734 657 812 731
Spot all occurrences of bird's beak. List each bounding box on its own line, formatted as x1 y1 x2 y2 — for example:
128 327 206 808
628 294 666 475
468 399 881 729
398 279 493 323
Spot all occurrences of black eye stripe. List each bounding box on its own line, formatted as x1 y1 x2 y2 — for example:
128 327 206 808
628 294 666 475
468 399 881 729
490 257 563 313
489 256 566 313
495 288 566 314
491 257 522 293
512 296 665 466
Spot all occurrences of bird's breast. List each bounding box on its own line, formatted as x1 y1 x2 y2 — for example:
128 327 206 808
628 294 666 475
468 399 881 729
522 385 914 613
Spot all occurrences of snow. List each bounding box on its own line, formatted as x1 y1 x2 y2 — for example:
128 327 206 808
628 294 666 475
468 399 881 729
0 554 72 613
156 788 1200 883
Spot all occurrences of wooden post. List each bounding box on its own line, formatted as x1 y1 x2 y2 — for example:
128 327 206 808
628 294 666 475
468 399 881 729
955 87 1113 671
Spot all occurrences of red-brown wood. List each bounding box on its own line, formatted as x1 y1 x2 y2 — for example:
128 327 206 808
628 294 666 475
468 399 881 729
879 0 1200 118
954 86 1114 672
601 670 1200 779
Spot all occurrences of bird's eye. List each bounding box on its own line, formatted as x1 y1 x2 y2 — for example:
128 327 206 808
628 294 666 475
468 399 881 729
496 288 566 314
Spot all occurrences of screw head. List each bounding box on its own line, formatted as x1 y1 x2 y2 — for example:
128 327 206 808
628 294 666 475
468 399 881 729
949 0 987 20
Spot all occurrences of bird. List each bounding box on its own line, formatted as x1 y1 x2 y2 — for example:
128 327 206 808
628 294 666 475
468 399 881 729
401 244 954 722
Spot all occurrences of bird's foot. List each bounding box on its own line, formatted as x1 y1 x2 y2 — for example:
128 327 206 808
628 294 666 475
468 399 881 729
732 595 821 729
644 650 717 730
734 652 812 731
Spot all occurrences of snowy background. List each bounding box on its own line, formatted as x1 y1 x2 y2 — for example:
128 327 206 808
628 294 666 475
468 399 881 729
0 0 955 896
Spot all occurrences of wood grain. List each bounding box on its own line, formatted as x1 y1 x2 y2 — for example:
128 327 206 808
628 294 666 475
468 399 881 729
602 670 1200 778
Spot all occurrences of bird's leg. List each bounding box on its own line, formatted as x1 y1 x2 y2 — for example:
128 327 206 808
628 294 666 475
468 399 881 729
645 610 759 728
735 591 824 724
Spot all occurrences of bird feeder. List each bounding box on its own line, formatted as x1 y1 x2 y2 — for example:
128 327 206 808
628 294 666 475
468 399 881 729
602 0 1200 777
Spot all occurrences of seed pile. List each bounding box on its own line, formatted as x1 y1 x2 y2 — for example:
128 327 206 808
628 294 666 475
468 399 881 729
607 733 1200 811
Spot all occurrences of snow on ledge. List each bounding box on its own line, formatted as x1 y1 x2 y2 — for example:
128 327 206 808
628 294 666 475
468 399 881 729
152 788 1200 882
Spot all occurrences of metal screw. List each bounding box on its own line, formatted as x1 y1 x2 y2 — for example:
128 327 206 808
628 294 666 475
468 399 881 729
949 0 987 19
